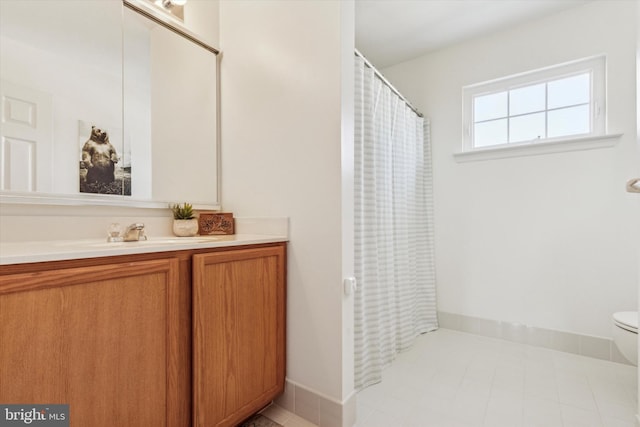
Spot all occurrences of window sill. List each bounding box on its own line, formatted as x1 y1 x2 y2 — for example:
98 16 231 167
453 133 623 163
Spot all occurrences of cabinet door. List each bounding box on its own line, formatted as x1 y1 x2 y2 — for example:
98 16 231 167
0 258 182 427
193 245 286 427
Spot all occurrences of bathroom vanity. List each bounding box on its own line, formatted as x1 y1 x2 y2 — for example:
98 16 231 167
0 237 286 427
0 0 284 423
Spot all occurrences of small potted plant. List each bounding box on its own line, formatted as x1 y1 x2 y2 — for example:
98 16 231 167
171 202 199 237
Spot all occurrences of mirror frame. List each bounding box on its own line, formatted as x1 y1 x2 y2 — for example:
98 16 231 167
0 0 221 210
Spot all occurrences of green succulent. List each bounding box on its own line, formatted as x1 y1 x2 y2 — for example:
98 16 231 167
171 202 195 220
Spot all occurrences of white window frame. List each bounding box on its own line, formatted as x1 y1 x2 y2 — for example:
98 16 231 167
458 55 620 161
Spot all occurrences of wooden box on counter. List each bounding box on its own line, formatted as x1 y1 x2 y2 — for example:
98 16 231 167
198 212 234 235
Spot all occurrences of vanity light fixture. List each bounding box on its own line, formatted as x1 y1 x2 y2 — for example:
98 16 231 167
158 0 187 9
154 0 187 20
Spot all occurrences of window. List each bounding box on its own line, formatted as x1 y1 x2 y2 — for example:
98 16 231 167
462 56 606 153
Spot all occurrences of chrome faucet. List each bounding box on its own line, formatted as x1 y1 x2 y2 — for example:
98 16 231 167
122 223 147 242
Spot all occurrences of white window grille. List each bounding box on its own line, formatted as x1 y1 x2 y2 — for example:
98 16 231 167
462 55 606 152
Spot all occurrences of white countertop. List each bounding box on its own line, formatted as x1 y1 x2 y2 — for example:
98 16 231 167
0 234 288 265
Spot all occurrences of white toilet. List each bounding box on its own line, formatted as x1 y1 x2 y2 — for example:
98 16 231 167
612 311 638 365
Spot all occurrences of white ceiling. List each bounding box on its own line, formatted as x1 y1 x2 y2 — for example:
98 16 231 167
355 0 594 69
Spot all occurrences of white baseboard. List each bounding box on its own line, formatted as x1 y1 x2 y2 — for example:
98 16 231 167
274 379 356 427
438 311 633 365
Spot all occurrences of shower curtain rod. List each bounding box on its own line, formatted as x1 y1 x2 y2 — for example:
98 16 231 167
354 48 423 118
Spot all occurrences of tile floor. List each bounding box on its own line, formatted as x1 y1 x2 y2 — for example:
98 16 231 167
262 404 319 427
264 328 638 427
356 329 637 427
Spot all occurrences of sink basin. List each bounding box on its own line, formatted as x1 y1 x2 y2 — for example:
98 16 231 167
52 236 220 248
88 237 218 248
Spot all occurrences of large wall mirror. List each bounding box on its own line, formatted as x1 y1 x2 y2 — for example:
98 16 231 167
0 0 220 209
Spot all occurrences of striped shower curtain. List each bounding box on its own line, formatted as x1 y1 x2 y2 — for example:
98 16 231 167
354 55 438 390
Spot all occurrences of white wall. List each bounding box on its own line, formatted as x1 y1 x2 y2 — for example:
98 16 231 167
219 0 354 403
184 0 219 48
383 0 638 339
636 0 640 419
340 0 356 403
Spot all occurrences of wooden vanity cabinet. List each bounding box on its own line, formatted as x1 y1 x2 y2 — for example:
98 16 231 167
192 245 286 427
0 242 286 427
0 256 185 427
